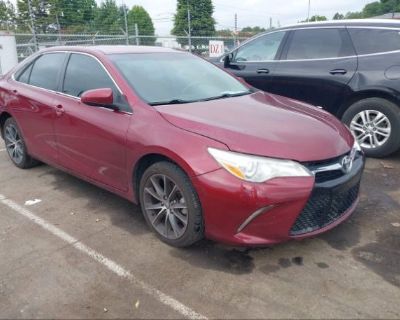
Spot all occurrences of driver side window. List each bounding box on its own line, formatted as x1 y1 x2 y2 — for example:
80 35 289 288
233 31 286 62
63 53 116 97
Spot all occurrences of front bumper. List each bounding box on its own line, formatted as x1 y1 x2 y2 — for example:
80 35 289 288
192 153 364 246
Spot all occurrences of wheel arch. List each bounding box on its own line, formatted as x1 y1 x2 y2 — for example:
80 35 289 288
132 151 196 204
0 111 12 139
337 88 400 119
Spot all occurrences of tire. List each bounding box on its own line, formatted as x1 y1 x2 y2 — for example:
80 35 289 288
342 98 400 158
139 161 204 247
2 117 40 169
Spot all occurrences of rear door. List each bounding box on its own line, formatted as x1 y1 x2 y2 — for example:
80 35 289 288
8 53 67 163
53 52 132 191
269 27 357 114
223 31 288 92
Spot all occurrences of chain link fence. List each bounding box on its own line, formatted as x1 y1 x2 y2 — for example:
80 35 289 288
15 32 250 62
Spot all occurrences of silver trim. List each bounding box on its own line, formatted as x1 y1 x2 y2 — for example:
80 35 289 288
236 205 275 234
10 50 133 115
222 26 400 63
311 163 342 174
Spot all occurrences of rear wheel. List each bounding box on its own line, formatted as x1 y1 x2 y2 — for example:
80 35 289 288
139 161 204 247
342 98 400 157
3 117 39 169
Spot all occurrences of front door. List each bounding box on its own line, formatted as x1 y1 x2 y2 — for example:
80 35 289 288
224 31 288 92
53 53 132 191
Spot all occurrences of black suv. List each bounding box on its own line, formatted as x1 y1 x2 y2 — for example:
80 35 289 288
214 20 400 157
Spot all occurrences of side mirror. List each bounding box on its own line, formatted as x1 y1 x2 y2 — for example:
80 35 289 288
81 88 117 110
224 53 233 68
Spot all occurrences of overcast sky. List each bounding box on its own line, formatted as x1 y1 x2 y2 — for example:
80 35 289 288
119 0 373 35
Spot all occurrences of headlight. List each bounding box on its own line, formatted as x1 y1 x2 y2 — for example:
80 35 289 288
208 148 312 183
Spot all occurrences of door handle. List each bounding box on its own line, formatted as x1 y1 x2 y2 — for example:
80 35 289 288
329 69 347 75
257 68 270 74
54 105 65 117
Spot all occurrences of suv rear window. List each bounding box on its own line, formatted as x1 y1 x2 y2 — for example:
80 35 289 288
348 28 400 55
286 28 354 60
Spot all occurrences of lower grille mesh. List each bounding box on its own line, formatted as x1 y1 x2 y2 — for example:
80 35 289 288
290 181 360 236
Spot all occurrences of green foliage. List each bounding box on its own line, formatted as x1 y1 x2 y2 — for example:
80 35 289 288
308 15 328 22
333 12 345 20
17 0 51 32
172 0 216 49
127 5 155 44
0 0 16 31
94 0 123 33
336 0 400 20
241 26 266 33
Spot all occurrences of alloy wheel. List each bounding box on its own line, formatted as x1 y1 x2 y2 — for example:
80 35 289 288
143 174 189 240
350 110 391 149
4 123 24 164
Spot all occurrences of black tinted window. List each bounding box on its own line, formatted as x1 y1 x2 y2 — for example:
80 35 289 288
286 28 354 60
349 28 400 55
63 54 116 97
29 53 65 90
17 63 33 84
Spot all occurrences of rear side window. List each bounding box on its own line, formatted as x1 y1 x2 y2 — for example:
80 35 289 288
286 28 354 60
348 28 400 55
63 53 116 97
29 53 66 91
17 63 33 84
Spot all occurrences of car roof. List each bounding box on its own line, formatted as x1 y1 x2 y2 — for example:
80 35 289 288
278 19 400 30
41 45 182 55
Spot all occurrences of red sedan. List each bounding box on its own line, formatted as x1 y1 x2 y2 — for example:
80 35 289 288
0 46 364 247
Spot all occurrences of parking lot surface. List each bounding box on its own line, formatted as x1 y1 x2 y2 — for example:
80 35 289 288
0 139 399 319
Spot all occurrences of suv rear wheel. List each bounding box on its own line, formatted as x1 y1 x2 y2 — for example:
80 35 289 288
342 98 400 157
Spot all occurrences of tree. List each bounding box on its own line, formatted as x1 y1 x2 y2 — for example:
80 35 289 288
241 26 266 33
172 0 216 50
332 12 345 20
127 5 155 44
345 11 364 19
363 1 385 17
0 0 16 31
17 0 51 33
48 0 97 32
308 15 327 22
94 0 122 33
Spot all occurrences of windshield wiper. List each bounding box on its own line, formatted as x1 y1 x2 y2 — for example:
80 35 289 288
201 91 252 102
149 99 193 106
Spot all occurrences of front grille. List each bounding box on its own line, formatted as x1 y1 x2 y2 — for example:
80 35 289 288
290 180 360 236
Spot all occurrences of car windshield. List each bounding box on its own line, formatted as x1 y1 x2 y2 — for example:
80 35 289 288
110 52 251 105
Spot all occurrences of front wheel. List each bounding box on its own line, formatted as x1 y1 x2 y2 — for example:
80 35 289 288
139 161 204 247
342 98 400 157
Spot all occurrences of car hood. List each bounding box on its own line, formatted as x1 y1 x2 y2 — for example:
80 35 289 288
155 91 354 162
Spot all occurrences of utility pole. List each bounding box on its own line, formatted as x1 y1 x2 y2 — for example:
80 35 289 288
269 17 272 29
123 3 129 45
234 13 238 34
134 23 139 45
307 0 311 22
187 0 192 53
28 0 38 52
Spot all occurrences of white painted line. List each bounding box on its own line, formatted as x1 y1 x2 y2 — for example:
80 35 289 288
0 194 207 320
0 148 6 152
